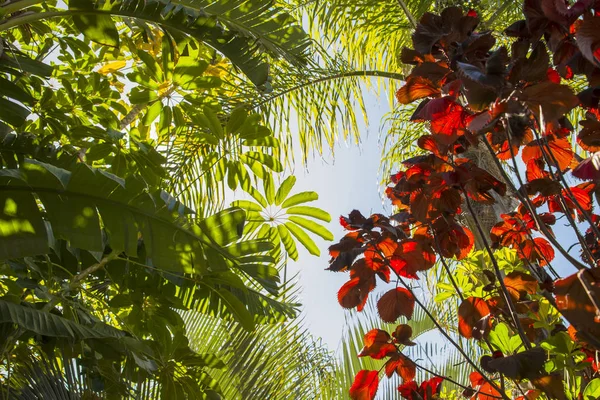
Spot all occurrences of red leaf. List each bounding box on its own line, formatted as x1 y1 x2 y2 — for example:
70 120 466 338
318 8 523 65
338 278 364 309
385 353 416 382
522 137 574 171
350 370 379 400
396 76 441 104
358 329 397 360
459 297 492 339
519 237 555 266
398 381 419 400
412 97 469 136
554 268 600 349
392 324 416 346
573 152 600 180
546 68 561 83
520 82 579 120
469 372 501 400
575 14 600 68
419 376 444 399
504 271 539 301
390 239 436 279
399 377 444 400
577 117 600 152
531 374 568 400
377 288 415 322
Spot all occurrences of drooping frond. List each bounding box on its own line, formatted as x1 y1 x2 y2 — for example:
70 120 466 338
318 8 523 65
182 309 337 399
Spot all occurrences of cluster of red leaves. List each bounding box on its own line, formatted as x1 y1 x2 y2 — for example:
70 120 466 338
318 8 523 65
334 1 600 398
349 326 431 400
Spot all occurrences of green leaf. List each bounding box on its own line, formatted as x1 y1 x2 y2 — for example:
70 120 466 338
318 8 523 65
281 191 318 208
203 107 224 139
85 143 113 162
286 206 331 222
0 192 48 259
242 151 283 172
197 207 245 247
277 224 298 261
0 299 125 339
288 216 333 241
142 101 163 126
584 378 600 400
263 173 276 204
231 200 263 212
226 107 247 135
285 222 319 256
274 175 296 206
70 0 120 47
137 50 164 82
245 186 268 208
173 57 208 89
215 288 255 331
0 97 30 127
129 87 158 104
0 76 35 105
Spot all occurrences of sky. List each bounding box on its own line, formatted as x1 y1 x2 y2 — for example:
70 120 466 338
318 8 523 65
281 88 392 350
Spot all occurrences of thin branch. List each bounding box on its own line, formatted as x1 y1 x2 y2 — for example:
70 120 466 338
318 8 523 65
479 136 588 270
463 195 532 350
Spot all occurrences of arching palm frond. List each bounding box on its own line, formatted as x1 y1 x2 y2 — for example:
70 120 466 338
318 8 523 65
182 308 337 399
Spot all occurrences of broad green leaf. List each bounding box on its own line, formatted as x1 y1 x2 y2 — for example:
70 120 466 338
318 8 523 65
203 107 224 139
285 222 319 256
197 207 245 247
263 173 276 204
216 288 255 331
246 186 268 208
584 378 600 400
226 107 247 135
70 0 119 47
137 50 164 82
129 87 158 104
288 216 333 241
277 224 298 261
243 151 282 172
225 240 273 257
231 200 263 212
0 192 48 260
0 97 30 127
173 57 209 89
142 101 163 126
281 191 318 208
85 143 114 162
0 76 34 105
286 206 331 222
274 175 296 206
227 160 239 191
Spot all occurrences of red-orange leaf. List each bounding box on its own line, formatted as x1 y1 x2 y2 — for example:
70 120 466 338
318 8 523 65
459 297 492 339
385 353 416 382
504 271 539 301
350 370 379 400
377 288 415 322
358 329 397 360
396 76 441 104
554 268 600 349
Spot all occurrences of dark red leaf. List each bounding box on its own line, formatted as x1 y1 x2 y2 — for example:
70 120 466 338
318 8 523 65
576 14 600 67
377 288 415 322
392 324 416 346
